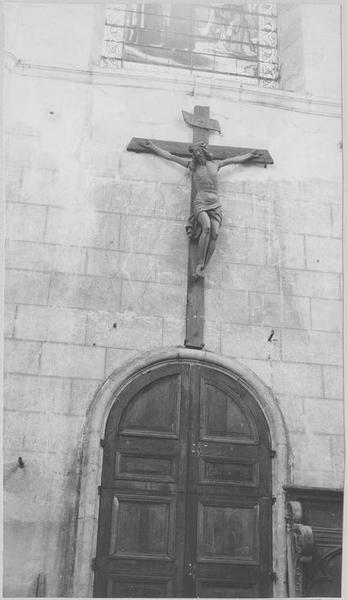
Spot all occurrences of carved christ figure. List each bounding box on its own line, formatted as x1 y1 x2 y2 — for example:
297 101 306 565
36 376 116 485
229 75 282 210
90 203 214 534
142 140 259 279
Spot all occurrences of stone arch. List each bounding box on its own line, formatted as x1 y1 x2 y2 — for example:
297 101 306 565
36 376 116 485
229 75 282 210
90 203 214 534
72 347 289 598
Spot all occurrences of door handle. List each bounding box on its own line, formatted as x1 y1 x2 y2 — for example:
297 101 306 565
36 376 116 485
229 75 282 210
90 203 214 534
186 562 196 579
191 442 201 456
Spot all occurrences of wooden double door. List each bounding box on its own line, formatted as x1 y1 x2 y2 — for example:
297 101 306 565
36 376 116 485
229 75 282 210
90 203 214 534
93 362 273 598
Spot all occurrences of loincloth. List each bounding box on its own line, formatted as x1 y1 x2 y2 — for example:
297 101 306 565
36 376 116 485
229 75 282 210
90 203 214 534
185 205 223 240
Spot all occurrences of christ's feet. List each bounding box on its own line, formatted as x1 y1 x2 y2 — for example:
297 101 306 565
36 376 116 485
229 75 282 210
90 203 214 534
192 263 205 280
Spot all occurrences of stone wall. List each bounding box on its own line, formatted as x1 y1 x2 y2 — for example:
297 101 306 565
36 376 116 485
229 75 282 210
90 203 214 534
3 3 343 597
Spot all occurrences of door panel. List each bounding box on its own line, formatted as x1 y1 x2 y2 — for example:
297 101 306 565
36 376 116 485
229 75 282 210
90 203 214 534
106 575 174 597
94 364 189 597
201 381 258 443
197 500 260 563
120 374 181 438
109 494 176 559
93 361 272 598
196 580 260 598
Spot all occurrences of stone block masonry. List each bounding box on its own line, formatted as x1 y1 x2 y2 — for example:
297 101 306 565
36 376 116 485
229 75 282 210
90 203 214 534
3 58 344 599
5 166 343 491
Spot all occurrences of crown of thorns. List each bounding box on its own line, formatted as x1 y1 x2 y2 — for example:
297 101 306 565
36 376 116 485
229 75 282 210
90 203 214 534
188 142 208 152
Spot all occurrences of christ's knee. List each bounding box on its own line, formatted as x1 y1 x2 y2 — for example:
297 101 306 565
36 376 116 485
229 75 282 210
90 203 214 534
202 224 211 236
210 230 219 242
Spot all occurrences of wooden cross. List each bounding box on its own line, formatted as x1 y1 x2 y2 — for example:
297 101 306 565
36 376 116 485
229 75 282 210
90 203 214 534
127 106 273 349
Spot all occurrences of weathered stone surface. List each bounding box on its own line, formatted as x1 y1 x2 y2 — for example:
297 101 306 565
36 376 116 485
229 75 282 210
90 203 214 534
306 236 342 272
5 269 50 305
121 281 185 318
280 268 341 299
5 166 23 202
329 436 345 474
46 413 85 452
120 151 191 184
303 398 344 434
121 252 187 286
45 207 120 250
276 394 305 432
87 178 158 216
105 348 139 377
311 298 342 332
239 358 273 387
156 183 190 220
49 274 121 311
64 379 101 416
83 143 121 173
6 240 86 274
293 468 343 489
119 215 186 257
85 248 120 277
3 410 26 449
4 303 16 338
249 293 311 329
331 204 342 238
218 189 270 231
4 339 42 375
86 249 187 286
220 264 280 294
289 432 333 473
205 288 249 324
204 320 221 354
281 329 342 365
274 198 332 236
6 202 47 243
221 324 281 361
5 132 39 167
40 342 105 379
322 365 343 399
5 410 83 453
4 373 70 413
219 227 267 265
162 317 185 347
271 232 306 269
85 311 163 350
272 362 323 397
20 167 59 205
14 305 87 344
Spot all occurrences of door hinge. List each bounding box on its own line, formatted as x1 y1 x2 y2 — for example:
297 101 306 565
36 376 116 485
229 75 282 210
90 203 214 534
270 449 276 458
91 558 97 572
100 439 105 448
272 495 277 505
270 571 277 582
98 485 102 495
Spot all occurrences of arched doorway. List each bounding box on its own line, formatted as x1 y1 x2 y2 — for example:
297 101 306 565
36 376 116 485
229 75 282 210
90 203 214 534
93 359 273 598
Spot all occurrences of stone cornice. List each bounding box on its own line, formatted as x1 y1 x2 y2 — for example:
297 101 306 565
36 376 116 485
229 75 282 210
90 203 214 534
5 52 341 118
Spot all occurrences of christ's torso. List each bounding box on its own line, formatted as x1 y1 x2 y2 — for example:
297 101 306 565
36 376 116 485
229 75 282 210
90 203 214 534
191 161 219 196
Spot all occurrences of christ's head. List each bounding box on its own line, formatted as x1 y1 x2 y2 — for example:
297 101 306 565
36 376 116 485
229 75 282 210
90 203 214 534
189 142 213 168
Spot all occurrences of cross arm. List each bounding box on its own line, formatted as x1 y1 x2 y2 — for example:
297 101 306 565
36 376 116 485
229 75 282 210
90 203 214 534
127 137 192 157
127 137 273 165
138 139 189 168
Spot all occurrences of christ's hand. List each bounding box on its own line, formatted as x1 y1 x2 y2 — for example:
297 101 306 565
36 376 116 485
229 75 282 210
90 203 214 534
140 139 156 151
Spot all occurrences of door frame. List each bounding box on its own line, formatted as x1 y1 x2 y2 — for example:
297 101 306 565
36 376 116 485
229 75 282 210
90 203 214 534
72 347 290 598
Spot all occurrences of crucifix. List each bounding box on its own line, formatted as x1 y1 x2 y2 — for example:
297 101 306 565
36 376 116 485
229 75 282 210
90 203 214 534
127 105 273 349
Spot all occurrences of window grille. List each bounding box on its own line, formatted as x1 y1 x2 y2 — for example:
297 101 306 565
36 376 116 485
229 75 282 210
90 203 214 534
101 3 279 88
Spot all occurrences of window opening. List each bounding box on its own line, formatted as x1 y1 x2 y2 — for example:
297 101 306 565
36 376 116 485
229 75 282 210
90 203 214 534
102 3 279 87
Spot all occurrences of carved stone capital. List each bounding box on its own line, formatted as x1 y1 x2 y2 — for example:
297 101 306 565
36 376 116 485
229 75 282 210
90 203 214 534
286 501 314 596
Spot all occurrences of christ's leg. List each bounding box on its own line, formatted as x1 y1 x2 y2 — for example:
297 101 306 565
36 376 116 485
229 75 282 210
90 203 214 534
204 217 220 267
193 211 211 279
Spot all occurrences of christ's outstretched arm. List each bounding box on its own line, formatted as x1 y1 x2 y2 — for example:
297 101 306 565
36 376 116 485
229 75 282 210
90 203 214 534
218 150 260 169
141 140 189 168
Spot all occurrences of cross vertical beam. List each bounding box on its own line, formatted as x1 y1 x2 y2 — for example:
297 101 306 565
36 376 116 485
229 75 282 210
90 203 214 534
185 106 212 349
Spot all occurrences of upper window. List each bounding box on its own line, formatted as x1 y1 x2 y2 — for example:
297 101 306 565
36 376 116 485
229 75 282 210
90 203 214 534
102 3 279 88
